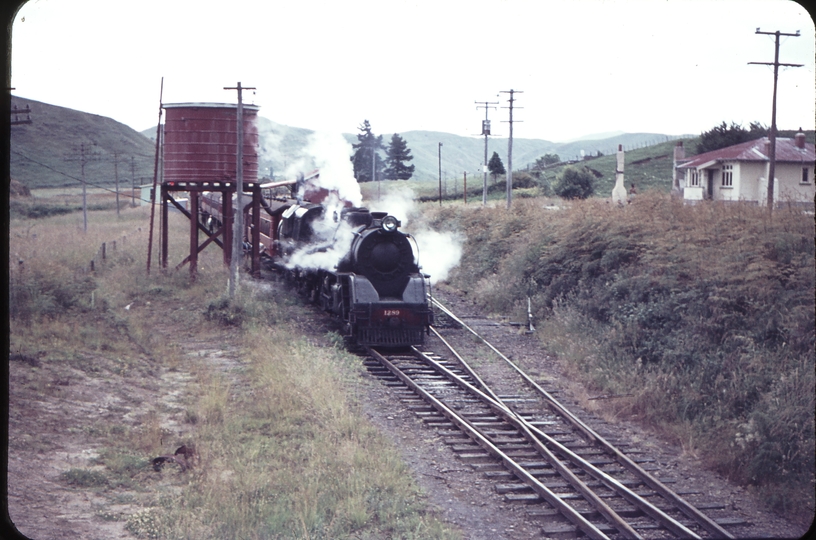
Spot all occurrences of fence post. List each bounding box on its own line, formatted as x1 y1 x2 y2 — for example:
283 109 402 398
102 242 106 260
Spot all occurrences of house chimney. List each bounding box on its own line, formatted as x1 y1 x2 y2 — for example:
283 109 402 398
795 128 806 149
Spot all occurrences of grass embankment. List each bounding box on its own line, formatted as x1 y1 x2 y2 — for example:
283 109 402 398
8 205 457 539
424 193 815 519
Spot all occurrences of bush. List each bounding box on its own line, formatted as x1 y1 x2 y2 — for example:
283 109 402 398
204 297 246 327
554 166 595 199
60 468 108 487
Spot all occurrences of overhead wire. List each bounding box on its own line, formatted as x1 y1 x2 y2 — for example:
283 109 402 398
11 149 154 203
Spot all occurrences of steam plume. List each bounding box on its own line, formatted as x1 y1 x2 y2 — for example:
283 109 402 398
367 186 462 284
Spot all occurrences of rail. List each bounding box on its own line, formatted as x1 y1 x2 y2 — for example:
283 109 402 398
430 296 735 539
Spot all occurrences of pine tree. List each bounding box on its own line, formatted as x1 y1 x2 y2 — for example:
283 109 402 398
383 133 415 180
696 121 768 154
350 120 384 182
488 151 506 182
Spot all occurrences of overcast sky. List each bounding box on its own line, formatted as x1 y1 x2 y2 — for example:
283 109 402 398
9 0 815 142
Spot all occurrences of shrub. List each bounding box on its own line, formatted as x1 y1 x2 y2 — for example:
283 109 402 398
554 166 595 199
204 297 246 327
60 468 108 487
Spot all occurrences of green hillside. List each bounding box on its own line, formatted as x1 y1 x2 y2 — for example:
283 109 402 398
344 130 687 183
10 96 157 190
20 95 808 193
536 139 695 195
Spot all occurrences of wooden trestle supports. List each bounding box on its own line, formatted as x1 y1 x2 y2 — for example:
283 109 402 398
160 181 263 279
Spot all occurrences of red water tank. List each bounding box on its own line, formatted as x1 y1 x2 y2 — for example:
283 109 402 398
162 102 259 183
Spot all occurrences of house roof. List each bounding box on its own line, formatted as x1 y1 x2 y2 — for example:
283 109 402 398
678 136 816 169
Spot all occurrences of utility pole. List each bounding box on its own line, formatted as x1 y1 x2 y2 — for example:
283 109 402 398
476 100 498 206
224 82 256 296
81 145 88 231
130 156 136 208
438 142 443 206
500 90 522 209
63 143 100 232
749 28 802 214
147 77 164 275
113 152 120 217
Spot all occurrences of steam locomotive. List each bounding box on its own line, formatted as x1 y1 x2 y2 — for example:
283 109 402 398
199 176 433 347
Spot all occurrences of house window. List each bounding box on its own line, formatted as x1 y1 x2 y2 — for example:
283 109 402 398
689 170 699 186
803 167 811 184
721 164 733 187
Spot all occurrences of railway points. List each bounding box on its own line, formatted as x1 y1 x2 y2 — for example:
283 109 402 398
360 297 754 539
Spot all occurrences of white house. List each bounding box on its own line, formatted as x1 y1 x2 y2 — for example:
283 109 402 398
674 132 815 208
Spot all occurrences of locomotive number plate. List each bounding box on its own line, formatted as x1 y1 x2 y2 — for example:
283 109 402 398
382 310 401 317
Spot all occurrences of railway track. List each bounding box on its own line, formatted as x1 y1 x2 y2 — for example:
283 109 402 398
362 297 748 539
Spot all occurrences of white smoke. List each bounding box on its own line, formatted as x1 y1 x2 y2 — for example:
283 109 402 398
278 133 463 284
283 132 362 271
288 131 363 207
366 186 463 284
257 121 286 179
369 185 417 224
286 219 356 272
412 227 463 284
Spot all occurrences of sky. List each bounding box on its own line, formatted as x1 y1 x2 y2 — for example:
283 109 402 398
8 0 816 143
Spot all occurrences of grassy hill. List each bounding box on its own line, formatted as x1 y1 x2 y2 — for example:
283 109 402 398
11 93 690 191
18 95 810 194
10 96 157 190
535 139 693 195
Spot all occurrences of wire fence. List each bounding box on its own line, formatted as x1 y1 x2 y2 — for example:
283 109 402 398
87 226 145 273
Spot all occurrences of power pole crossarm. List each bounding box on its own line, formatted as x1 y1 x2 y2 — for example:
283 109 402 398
748 28 802 215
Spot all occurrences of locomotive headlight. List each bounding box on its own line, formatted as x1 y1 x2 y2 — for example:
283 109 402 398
381 215 399 232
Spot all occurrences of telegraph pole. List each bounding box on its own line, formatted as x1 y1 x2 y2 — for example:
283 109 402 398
224 82 256 296
81 145 88 231
438 142 443 206
476 100 498 206
63 143 100 232
130 156 136 208
114 152 120 217
500 90 522 209
749 28 802 214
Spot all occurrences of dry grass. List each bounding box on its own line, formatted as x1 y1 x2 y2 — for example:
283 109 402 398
151 325 456 539
9 202 458 539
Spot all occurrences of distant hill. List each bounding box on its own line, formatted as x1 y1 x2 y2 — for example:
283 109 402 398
142 117 690 183
11 95 694 190
10 96 157 190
